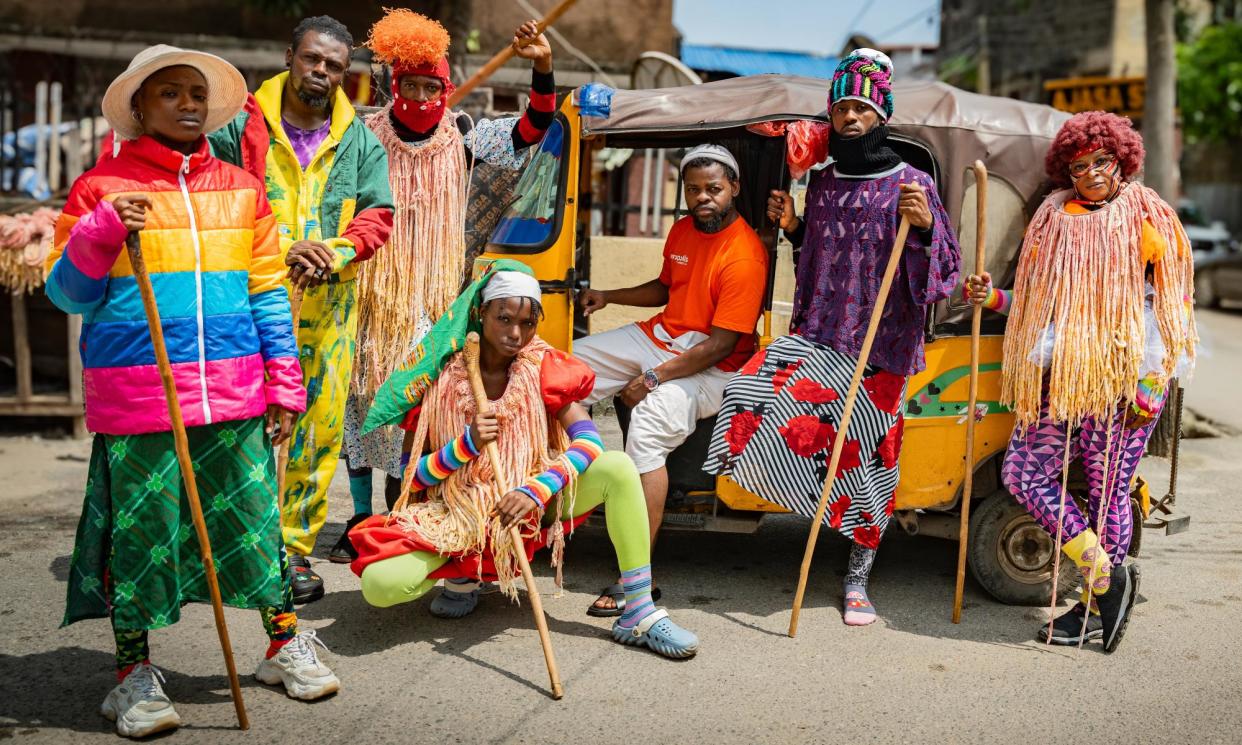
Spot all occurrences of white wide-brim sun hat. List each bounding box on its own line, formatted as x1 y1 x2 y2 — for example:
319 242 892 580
102 44 247 140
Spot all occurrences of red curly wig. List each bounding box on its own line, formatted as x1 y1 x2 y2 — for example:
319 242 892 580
1044 111 1145 189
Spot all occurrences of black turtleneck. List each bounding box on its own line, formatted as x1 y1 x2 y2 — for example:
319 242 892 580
829 124 902 176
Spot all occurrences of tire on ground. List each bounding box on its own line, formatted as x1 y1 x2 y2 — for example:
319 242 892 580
967 490 1080 606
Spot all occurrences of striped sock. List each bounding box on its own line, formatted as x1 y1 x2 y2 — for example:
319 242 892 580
617 564 657 628
348 466 374 517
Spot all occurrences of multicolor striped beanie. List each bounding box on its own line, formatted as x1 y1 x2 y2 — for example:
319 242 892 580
830 48 895 121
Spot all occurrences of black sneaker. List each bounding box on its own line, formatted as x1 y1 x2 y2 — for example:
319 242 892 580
327 513 370 564
1037 602 1103 645
1097 563 1140 653
288 552 325 605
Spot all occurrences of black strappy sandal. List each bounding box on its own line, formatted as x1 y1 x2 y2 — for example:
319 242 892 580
586 583 662 617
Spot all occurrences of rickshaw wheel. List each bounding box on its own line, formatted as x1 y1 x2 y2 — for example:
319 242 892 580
967 491 1080 606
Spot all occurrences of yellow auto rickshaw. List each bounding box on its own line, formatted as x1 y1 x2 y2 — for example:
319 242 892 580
474 74 1158 605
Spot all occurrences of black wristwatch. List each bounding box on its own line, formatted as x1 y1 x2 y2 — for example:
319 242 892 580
642 368 660 391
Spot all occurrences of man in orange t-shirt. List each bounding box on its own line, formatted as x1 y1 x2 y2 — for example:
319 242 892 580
574 144 768 615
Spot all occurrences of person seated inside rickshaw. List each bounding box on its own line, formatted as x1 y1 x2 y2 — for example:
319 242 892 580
572 144 769 617
709 49 961 626
348 261 700 659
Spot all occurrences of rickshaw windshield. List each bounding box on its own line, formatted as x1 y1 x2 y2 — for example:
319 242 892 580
488 117 567 251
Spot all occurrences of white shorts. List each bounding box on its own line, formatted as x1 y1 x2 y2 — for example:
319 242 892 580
573 323 731 474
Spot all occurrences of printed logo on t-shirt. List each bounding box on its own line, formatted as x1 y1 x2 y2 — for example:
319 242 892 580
670 253 690 266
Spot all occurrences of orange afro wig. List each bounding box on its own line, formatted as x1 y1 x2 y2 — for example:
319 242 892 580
365 7 450 69
1045 111 1145 189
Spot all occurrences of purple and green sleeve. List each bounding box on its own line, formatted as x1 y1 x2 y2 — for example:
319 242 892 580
516 419 605 508
407 429 482 493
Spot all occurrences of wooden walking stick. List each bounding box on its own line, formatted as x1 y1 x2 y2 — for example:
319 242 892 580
275 286 304 511
125 232 249 729
952 161 988 624
446 0 580 108
788 215 911 638
463 331 565 700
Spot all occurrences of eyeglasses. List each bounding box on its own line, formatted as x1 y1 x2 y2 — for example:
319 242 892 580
1069 153 1117 179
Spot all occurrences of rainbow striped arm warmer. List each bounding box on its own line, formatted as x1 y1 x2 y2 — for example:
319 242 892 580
515 420 605 508
408 429 482 493
1132 375 1168 419
982 287 1013 315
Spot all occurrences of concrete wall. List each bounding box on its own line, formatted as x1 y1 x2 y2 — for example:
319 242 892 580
2 0 673 74
940 0 1117 101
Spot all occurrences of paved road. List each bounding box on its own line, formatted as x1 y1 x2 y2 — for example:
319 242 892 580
1185 307 1242 432
1 428 1240 743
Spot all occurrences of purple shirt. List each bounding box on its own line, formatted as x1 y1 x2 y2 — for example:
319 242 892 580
281 118 331 169
790 164 961 376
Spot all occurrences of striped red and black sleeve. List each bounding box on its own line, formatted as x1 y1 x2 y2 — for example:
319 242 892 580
511 68 556 151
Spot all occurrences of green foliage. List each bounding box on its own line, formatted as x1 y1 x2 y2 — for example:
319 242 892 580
1177 22 1242 143
938 53 978 91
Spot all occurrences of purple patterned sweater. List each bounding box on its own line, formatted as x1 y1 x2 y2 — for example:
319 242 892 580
790 164 961 376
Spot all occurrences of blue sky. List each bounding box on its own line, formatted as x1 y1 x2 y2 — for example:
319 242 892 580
672 0 941 55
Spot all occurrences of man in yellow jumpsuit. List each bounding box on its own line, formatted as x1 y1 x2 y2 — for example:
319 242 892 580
210 15 394 603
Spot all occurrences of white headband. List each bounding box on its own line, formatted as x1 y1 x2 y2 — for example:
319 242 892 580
481 271 542 305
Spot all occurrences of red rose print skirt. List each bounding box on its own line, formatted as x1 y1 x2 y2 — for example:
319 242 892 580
706 335 906 548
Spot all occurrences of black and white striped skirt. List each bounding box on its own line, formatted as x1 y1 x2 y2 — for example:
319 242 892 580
705 335 907 548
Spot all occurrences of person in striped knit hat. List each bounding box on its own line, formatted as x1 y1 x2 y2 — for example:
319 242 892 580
710 48 961 627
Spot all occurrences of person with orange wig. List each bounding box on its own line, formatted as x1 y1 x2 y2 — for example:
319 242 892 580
334 10 559 587
965 111 1196 651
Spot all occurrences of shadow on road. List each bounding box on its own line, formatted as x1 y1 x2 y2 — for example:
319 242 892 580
309 511 1058 658
0 648 244 736
562 513 1060 649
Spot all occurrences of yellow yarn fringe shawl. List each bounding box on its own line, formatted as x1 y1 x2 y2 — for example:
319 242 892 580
391 338 578 600
355 107 468 397
1001 183 1197 429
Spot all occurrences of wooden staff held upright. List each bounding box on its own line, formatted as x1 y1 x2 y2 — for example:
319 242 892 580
125 232 249 730
463 331 564 700
788 216 911 638
952 161 988 623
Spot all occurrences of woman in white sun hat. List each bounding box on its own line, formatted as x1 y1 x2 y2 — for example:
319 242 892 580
45 45 338 739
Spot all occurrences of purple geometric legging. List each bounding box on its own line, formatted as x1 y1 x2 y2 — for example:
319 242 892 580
1001 397 1162 567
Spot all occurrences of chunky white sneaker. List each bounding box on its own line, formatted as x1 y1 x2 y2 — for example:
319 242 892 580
254 630 341 701
100 663 181 738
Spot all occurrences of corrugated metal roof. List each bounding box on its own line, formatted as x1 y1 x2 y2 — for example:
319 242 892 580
680 43 838 78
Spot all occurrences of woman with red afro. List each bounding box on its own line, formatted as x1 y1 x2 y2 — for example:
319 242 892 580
335 9 561 581
965 111 1196 651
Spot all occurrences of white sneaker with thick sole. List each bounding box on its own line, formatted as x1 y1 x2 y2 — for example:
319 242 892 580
100 663 181 738
254 630 341 700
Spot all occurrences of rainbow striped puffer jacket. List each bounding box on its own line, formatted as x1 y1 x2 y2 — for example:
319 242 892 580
45 134 304 435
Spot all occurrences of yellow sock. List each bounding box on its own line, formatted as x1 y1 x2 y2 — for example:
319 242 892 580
1063 530 1112 597
1078 588 1102 614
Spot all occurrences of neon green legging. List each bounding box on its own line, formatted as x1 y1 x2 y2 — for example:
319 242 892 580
361 451 648 608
